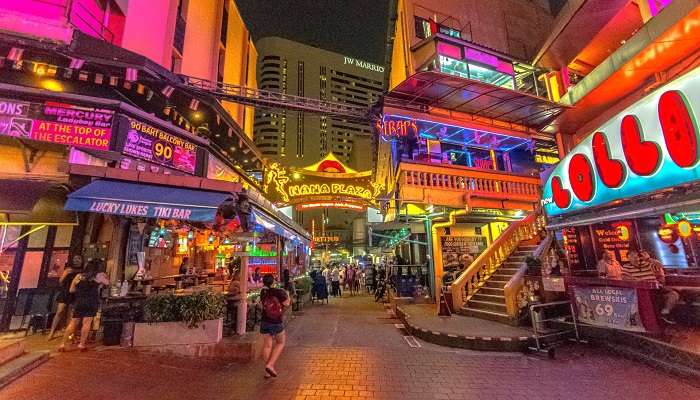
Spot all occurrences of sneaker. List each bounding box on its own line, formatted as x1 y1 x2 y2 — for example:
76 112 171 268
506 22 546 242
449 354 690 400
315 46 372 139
660 315 676 325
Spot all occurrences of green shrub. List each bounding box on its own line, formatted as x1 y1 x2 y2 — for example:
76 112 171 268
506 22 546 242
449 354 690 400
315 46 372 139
143 290 225 328
294 276 313 295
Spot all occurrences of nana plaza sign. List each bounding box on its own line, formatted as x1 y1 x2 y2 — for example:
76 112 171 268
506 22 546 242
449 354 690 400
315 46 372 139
264 154 383 208
542 67 700 217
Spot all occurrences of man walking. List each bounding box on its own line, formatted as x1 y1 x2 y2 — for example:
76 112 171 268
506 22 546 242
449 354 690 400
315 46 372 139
260 274 290 378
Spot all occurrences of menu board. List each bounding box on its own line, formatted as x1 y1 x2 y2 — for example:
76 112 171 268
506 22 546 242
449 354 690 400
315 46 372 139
592 220 634 264
440 236 487 270
0 98 113 150
121 116 198 174
562 227 583 269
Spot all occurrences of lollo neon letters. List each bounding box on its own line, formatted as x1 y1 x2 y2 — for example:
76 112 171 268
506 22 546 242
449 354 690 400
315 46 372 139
543 67 700 217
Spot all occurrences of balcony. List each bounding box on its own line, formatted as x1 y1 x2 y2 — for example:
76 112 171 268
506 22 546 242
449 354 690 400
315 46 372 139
397 160 541 211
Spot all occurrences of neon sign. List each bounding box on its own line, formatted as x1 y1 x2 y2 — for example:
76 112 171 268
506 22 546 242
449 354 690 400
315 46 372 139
296 202 365 211
376 117 418 139
288 184 372 199
264 154 384 207
543 67 700 217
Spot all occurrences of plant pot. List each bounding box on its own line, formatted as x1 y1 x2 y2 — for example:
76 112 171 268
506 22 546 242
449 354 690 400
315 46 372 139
132 318 223 347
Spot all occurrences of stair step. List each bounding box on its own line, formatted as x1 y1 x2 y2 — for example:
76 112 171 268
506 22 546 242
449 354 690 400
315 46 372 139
0 340 25 366
0 351 49 388
479 287 504 296
518 245 538 250
503 261 524 267
471 293 505 303
497 268 519 275
508 255 526 261
468 299 507 313
460 307 512 324
512 251 531 256
484 280 507 289
490 274 514 280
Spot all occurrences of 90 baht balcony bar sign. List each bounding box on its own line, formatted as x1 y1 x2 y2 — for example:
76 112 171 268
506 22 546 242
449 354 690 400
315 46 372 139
0 98 113 150
440 236 487 270
118 116 198 174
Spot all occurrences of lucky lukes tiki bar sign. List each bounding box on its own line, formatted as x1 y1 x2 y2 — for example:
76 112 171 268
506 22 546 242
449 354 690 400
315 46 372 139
542 67 700 217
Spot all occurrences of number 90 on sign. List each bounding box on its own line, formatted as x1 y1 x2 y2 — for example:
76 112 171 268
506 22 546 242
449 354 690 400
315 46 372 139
595 303 614 316
153 140 173 162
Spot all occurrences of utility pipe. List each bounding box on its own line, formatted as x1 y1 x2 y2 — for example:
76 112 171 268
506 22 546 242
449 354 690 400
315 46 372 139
430 209 467 309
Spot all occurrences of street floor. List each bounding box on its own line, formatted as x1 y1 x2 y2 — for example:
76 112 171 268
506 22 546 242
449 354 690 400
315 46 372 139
2 292 699 400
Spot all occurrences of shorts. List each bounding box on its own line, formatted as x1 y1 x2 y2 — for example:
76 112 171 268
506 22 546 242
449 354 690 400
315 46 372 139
260 321 285 336
73 302 98 318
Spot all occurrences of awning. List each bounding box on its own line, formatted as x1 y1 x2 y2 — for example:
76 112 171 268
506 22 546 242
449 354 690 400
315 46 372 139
546 191 700 230
65 180 233 222
384 71 567 131
0 180 77 225
252 207 310 245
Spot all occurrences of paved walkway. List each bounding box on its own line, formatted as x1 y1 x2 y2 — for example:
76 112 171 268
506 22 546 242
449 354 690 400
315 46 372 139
2 293 699 399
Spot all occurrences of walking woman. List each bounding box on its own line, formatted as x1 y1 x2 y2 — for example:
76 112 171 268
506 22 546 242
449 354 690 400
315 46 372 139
260 274 290 378
48 254 83 340
59 259 109 352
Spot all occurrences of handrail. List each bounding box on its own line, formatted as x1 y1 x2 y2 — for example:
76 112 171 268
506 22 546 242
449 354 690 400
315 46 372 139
503 230 552 317
450 213 541 311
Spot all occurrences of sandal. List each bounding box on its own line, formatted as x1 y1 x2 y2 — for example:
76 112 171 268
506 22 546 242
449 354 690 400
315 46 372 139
78 345 88 352
265 367 277 378
57 345 67 352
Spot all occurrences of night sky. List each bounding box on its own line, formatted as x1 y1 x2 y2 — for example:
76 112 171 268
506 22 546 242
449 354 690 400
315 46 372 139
236 0 390 65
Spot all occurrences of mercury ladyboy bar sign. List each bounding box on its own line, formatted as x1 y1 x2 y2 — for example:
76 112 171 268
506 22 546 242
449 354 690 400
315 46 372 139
542 67 700 217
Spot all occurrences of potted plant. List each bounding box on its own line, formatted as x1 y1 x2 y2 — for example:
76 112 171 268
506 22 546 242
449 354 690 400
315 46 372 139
132 290 226 347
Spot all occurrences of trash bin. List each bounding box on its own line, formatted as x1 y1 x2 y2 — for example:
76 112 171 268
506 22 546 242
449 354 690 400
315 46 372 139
102 318 123 346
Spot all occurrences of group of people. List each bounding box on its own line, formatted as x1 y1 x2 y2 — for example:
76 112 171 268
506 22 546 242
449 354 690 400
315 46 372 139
47 254 110 352
597 248 680 323
320 263 362 297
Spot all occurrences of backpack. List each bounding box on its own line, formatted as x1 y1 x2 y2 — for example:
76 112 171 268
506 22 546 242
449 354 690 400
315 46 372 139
262 290 283 320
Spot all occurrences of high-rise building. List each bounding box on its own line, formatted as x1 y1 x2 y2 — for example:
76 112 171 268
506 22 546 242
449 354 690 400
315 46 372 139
253 37 385 170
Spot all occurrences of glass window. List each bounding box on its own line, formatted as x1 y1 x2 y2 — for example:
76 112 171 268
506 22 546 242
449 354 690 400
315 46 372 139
467 63 514 89
54 226 73 248
414 16 432 39
27 226 48 249
438 25 461 39
19 251 44 289
438 56 469 78
47 249 70 280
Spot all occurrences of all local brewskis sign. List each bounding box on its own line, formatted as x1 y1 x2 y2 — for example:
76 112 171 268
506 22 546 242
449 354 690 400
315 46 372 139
542 67 700 217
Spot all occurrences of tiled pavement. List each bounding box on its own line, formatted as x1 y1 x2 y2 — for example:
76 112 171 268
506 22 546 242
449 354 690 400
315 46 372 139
2 294 700 399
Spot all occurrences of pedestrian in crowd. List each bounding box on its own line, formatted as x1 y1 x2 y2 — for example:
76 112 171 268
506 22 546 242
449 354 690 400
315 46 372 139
48 254 83 340
59 259 109 352
339 265 347 290
622 249 680 323
282 269 296 305
352 265 361 293
260 274 290 378
322 264 331 293
331 264 341 297
597 251 621 279
178 256 191 275
250 267 263 287
346 264 356 296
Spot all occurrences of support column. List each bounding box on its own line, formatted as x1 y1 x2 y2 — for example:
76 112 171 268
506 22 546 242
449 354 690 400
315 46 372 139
237 255 248 335
424 218 435 300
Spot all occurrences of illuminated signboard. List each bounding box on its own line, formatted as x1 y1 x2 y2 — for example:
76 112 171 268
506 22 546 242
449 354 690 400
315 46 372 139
343 56 385 73
296 202 366 211
314 236 341 244
542 67 700 217
375 116 418 140
0 98 113 150
120 116 198 174
264 153 383 207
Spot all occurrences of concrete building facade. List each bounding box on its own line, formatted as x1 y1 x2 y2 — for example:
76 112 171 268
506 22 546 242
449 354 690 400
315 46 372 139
253 37 385 170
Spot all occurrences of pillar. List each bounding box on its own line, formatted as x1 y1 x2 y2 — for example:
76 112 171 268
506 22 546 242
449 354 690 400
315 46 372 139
236 255 248 335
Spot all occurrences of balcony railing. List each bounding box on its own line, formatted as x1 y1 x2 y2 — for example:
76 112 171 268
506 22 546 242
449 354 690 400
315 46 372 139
398 161 541 208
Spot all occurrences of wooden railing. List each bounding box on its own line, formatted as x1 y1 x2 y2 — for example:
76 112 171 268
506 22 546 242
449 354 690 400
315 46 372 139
450 213 543 312
399 161 541 203
503 231 552 318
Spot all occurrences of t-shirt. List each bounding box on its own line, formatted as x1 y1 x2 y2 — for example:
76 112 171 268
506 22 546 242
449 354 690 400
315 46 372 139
622 260 657 281
346 268 355 282
331 268 340 282
260 287 288 324
322 268 330 282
